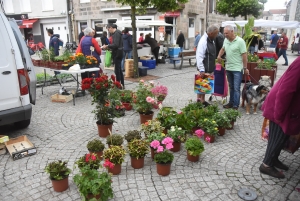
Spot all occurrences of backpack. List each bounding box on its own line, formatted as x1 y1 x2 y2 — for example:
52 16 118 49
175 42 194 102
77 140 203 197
54 36 64 47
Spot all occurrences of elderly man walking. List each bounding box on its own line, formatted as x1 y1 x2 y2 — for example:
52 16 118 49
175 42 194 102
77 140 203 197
217 25 248 110
196 25 219 106
176 30 185 52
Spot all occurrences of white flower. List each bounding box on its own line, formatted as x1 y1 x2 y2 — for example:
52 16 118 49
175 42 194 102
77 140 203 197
158 103 163 109
171 129 175 132
171 126 175 129
178 127 182 130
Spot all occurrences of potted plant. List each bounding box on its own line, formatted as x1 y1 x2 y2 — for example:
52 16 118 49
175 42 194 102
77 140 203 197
212 112 232 136
200 118 219 143
133 80 155 123
141 119 165 138
185 136 205 162
86 139 105 160
75 153 101 170
124 130 142 143
120 89 134 110
151 83 168 102
156 107 177 132
146 132 166 159
108 88 125 117
223 109 241 130
150 137 174 176
175 110 198 134
127 139 149 169
44 160 71 192
166 126 186 152
106 134 124 147
102 145 126 175
81 74 122 137
73 166 113 201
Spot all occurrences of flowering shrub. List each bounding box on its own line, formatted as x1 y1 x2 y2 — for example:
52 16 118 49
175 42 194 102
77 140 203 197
151 137 174 164
223 109 241 122
103 159 115 169
156 107 177 130
81 74 122 125
194 129 205 138
213 112 231 128
146 132 166 144
185 136 204 156
141 119 165 137
103 145 126 165
120 90 133 103
133 80 155 114
68 53 98 66
166 126 186 143
75 153 101 170
200 118 219 136
151 83 168 101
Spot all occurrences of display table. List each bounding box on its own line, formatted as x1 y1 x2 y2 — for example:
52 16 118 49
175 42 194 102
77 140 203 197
137 46 151 57
257 52 278 61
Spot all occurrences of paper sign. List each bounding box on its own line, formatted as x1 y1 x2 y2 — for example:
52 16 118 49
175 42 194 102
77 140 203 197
90 46 94 51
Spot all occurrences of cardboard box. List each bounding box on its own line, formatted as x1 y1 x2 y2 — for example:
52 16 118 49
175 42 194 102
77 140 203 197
140 56 151 60
5 135 36 160
51 93 73 103
0 135 9 143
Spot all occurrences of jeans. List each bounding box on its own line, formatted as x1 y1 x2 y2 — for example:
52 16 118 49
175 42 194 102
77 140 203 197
277 49 288 64
269 44 276 48
249 46 255 54
226 70 242 107
114 57 124 87
180 47 183 52
121 51 132 71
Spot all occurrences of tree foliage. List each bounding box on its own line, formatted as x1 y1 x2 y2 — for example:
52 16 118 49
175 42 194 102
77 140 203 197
216 0 264 20
110 0 188 77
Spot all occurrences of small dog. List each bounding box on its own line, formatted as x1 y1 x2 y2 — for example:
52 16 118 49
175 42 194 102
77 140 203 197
241 83 269 114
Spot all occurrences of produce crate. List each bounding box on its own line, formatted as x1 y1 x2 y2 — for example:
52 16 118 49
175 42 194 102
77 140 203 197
139 59 156 69
51 93 73 103
168 47 180 58
138 67 148 76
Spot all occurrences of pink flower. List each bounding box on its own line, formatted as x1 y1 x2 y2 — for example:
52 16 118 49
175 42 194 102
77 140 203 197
150 140 160 149
91 154 96 161
177 111 182 114
165 143 173 150
162 137 173 145
146 96 153 103
103 159 115 169
205 136 211 143
157 146 164 153
195 129 205 138
140 80 144 83
85 154 90 162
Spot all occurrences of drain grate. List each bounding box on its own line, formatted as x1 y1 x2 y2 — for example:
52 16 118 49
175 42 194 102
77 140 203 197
238 188 257 201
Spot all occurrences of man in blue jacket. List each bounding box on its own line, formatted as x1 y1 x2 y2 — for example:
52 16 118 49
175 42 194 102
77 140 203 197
47 29 60 56
121 28 132 71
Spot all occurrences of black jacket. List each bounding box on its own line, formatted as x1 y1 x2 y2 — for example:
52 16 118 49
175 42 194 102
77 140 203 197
176 33 185 47
101 36 109 45
137 37 159 51
108 29 123 58
122 34 132 51
78 32 84 43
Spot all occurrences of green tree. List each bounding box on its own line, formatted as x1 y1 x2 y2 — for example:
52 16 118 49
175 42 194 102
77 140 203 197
216 0 264 20
110 0 188 78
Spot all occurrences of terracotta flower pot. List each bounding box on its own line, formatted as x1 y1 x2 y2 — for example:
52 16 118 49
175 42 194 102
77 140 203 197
163 128 168 134
139 112 154 124
96 122 113 138
131 157 145 169
150 147 156 159
122 102 132 111
89 150 103 160
108 163 121 175
170 142 181 152
204 133 215 143
226 121 234 130
218 127 226 136
86 193 101 200
51 176 69 192
156 163 171 176
187 151 199 162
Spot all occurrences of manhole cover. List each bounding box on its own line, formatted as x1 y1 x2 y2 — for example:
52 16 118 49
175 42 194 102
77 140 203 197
238 188 257 201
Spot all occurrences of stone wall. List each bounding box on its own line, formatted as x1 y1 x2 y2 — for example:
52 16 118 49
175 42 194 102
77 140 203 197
295 0 300 21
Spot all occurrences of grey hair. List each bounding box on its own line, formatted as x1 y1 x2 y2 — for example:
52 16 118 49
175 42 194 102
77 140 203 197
84 27 93 36
179 30 182 33
224 25 234 31
207 25 219 33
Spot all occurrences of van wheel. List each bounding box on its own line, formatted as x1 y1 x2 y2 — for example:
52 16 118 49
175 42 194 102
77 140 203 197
15 119 31 129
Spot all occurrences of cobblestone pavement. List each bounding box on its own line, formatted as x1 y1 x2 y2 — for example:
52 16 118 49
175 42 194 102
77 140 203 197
1 51 300 201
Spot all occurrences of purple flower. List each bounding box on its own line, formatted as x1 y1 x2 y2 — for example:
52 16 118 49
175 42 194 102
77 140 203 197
157 146 164 153
150 140 160 149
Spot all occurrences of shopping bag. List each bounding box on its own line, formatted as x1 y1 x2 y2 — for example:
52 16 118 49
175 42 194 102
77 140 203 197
194 73 214 94
284 134 300 154
212 64 228 97
105 50 112 67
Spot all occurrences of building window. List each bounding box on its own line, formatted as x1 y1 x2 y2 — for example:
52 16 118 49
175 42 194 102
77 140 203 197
189 18 194 28
80 0 90 3
3 0 14 13
79 22 88 33
209 0 216 13
19 0 31 13
93 20 104 38
42 0 53 11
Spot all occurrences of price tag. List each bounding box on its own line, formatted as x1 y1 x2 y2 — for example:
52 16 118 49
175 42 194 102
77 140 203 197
90 46 94 51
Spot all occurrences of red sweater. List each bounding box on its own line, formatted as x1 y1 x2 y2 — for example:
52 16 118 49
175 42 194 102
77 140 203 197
279 36 288 50
76 36 101 55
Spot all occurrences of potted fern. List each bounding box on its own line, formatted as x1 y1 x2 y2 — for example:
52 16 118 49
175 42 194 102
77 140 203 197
45 160 71 192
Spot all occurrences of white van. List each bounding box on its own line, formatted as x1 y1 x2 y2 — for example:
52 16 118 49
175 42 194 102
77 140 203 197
0 11 36 128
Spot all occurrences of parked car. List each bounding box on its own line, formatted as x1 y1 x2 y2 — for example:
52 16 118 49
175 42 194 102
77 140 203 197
0 11 36 128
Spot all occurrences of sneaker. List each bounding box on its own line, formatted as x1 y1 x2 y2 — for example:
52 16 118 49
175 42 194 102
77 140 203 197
259 164 285 179
223 103 233 109
282 63 288 66
274 160 289 171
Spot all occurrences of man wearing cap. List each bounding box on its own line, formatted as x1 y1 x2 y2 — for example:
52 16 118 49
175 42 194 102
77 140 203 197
102 24 124 88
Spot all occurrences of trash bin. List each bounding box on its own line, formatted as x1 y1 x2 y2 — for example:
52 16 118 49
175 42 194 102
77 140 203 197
184 38 189 50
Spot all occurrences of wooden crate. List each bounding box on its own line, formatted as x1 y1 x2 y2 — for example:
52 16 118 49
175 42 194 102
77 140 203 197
51 93 73 103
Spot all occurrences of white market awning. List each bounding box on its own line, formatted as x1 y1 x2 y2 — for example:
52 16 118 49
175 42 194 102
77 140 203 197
115 20 174 28
221 20 300 29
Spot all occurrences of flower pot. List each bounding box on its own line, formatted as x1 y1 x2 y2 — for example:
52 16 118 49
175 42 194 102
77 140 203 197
226 121 234 130
89 150 103 160
170 142 181 152
156 163 171 176
96 122 113 138
152 101 162 109
150 147 156 159
187 151 199 162
204 133 215 143
86 193 101 200
218 127 226 136
139 112 154 124
163 128 168 134
108 163 121 175
122 102 132 111
51 176 69 192
131 157 145 169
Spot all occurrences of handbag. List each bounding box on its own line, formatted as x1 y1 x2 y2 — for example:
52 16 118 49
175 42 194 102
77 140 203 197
194 73 214 94
105 50 112 67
